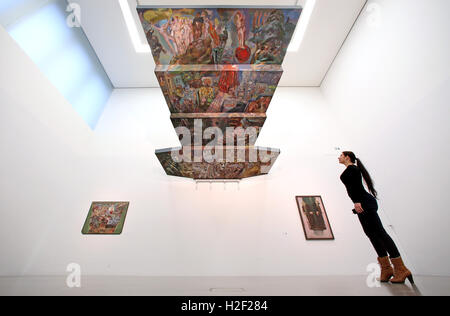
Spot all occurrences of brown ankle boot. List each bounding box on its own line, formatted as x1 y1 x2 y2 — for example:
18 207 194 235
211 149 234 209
377 256 394 282
390 256 414 284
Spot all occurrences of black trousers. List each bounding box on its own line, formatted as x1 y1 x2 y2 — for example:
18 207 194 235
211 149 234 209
357 205 400 258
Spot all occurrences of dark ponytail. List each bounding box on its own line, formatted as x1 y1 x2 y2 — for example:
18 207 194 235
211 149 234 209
343 151 378 199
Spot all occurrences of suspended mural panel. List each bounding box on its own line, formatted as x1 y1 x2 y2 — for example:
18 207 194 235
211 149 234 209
155 146 280 179
137 6 302 179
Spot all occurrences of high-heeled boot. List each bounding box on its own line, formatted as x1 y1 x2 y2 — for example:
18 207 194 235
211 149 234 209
377 256 394 282
390 256 414 284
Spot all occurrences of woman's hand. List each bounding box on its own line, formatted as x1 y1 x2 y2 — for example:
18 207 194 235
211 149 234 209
354 203 364 214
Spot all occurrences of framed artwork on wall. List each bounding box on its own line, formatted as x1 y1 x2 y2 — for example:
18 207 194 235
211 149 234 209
295 196 334 240
81 202 129 235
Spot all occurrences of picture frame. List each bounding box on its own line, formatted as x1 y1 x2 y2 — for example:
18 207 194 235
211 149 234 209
81 201 129 235
295 196 334 240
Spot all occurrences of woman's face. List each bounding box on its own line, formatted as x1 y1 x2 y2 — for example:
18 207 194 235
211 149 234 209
338 153 348 164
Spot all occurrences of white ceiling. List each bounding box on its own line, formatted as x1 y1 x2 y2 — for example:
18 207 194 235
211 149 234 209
70 0 366 88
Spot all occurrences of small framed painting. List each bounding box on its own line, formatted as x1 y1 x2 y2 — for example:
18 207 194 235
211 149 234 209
82 202 129 235
295 196 334 240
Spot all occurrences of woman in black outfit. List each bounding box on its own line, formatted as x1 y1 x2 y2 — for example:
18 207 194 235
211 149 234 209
339 151 413 284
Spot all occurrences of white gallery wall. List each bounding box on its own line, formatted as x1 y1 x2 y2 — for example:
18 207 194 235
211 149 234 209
322 0 450 276
0 21 394 276
1 0 449 277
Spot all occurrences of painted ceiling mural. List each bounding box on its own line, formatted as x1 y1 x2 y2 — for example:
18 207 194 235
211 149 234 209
137 6 302 179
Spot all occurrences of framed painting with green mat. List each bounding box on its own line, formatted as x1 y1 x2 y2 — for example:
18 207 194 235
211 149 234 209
82 202 129 235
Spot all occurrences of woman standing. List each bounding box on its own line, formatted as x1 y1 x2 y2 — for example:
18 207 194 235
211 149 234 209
339 151 414 284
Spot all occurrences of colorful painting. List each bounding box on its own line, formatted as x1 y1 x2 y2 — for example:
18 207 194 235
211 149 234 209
156 64 282 113
156 146 280 179
171 113 266 146
137 6 302 179
296 196 334 240
82 202 129 235
137 7 302 65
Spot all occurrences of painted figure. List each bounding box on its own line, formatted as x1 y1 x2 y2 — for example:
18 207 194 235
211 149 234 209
172 13 213 64
302 197 327 231
206 64 239 112
233 11 251 63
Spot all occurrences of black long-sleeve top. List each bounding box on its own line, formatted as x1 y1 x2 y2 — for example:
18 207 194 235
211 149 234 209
340 165 374 204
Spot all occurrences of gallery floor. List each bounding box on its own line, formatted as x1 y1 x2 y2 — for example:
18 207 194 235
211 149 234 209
0 275 448 296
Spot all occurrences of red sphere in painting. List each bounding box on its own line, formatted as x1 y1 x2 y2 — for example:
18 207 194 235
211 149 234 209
235 45 251 63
